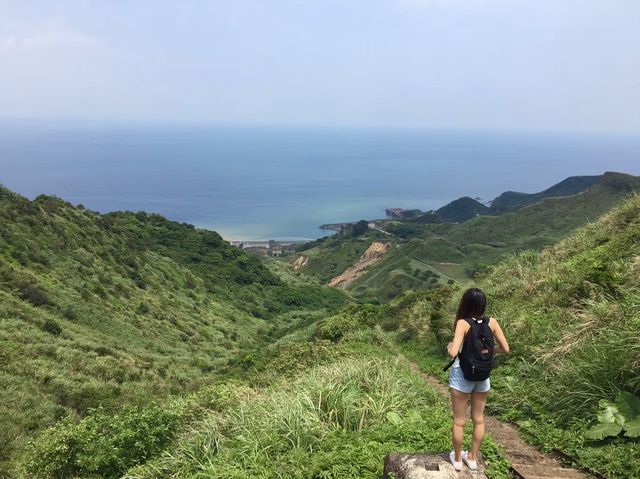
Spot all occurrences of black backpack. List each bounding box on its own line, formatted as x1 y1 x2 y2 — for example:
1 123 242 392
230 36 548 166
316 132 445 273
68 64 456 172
458 316 495 381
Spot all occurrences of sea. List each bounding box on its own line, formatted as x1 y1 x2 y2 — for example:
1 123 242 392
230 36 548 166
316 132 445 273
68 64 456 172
1 121 639 241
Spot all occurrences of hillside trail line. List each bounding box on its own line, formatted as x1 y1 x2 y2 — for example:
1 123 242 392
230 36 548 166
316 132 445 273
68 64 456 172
393 350 593 479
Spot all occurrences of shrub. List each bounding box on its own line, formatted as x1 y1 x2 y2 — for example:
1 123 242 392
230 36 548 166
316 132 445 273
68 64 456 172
315 304 381 342
136 302 150 315
62 306 77 320
259 340 345 375
19 283 51 306
22 403 186 479
316 314 360 342
41 319 62 336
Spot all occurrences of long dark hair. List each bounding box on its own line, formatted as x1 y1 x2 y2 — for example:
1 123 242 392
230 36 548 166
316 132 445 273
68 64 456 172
454 287 487 331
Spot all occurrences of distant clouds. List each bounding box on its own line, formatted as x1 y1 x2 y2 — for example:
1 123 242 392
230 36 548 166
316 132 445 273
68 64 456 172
0 17 100 52
0 0 639 134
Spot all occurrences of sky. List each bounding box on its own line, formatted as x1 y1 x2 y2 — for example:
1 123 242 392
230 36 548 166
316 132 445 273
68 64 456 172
0 0 639 134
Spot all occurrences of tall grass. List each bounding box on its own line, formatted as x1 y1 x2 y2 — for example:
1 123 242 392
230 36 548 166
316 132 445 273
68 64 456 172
125 356 456 479
479 197 640 421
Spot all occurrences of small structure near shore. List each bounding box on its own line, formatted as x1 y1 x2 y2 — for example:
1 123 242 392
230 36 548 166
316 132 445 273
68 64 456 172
230 239 304 257
383 453 487 479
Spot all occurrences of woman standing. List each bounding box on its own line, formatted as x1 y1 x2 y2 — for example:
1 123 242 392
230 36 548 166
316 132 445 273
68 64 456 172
446 288 510 471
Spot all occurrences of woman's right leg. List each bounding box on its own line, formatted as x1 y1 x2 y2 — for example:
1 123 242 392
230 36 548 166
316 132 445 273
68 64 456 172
450 388 469 461
469 390 489 460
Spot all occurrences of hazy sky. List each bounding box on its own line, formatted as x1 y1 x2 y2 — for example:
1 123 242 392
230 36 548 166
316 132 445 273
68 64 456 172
1 0 639 133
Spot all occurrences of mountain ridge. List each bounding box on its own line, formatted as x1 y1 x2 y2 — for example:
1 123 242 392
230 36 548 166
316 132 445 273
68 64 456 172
294 171 640 301
427 173 603 223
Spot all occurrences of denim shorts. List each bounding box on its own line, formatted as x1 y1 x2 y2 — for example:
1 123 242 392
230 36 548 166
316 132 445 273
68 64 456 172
449 366 490 393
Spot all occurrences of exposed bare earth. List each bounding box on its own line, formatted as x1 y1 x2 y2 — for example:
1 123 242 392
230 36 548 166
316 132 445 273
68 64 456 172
292 255 309 270
328 241 391 288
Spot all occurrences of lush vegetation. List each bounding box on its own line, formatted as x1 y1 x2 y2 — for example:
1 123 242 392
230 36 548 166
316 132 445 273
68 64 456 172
293 235 375 283
4 179 640 479
0 187 345 476
19 306 511 479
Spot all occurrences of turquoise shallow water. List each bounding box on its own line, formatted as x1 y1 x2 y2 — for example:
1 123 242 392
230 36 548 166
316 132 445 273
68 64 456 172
1 123 639 240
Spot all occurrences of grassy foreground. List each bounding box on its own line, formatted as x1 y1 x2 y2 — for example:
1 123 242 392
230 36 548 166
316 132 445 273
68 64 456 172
19 322 511 479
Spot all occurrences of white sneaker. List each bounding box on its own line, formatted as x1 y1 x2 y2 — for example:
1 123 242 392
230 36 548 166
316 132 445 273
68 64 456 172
461 451 478 470
449 451 463 471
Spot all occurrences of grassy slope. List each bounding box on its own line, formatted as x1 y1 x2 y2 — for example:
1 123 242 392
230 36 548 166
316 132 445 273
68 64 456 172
0 187 345 476
292 235 377 284
488 174 602 214
475 193 640 478
297 172 640 301
395 194 640 478
18 306 511 479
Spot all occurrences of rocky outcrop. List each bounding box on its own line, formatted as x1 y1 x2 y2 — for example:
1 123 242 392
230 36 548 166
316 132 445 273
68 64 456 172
328 241 390 288
386 208 424 220
383 453 487 479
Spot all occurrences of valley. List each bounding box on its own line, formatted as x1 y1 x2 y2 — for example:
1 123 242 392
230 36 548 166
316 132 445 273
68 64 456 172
1 173 639 478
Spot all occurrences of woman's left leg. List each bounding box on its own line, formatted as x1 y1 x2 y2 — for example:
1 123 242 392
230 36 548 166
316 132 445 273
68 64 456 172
450 388 469 462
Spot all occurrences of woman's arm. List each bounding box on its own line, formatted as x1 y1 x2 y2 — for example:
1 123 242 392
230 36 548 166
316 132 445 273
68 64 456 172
447 320 469 358
490 318 510 354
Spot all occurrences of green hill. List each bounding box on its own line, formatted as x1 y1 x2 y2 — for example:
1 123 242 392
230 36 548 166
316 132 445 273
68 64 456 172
292 172 640 302
412 173 601 223
0 186 345 476
488 173 601 214
434 196 489 222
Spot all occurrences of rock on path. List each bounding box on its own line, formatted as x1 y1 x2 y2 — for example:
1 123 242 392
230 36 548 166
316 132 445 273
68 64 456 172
383 453 488 479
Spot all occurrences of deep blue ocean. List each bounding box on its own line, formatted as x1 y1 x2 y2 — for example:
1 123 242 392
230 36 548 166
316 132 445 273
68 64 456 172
1 122 639 240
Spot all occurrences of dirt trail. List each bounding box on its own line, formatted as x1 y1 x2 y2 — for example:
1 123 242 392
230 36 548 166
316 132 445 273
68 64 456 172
398 355 593 479
328 241 390 288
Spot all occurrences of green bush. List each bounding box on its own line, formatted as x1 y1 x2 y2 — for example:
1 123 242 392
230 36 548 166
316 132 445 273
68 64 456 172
256 340 346 375
315 305 381 342
22 403 186 479
41 319 62 336
19 283 50 306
